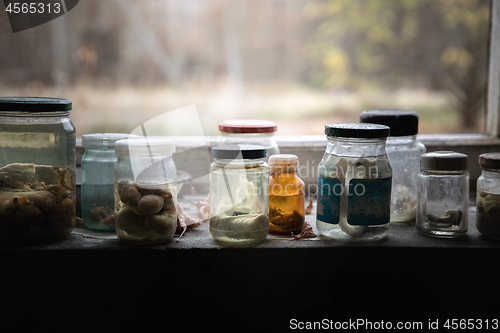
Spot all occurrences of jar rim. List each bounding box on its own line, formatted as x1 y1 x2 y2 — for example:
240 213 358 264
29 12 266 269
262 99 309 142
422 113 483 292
0 97 72 112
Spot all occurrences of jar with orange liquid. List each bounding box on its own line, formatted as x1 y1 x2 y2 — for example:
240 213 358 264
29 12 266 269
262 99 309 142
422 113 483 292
268 154 305 235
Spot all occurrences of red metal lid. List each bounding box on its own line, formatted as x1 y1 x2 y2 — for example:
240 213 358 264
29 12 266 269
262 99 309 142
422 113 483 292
219 119 277 133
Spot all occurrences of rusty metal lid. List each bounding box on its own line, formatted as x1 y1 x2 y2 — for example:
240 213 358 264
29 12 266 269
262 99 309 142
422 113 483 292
421 151 468 171
479 152 500 170
0 97 72 112
219 119 277 133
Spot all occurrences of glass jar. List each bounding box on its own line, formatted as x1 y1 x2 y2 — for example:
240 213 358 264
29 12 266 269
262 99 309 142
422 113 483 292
417 151 469 238
81 133 136 231
219 119 280 160
268 154 305 235
209 144 269 244
476 153 500 240
360 109 426 223
316 123 392 241
0 97 76 243
114 137 177 245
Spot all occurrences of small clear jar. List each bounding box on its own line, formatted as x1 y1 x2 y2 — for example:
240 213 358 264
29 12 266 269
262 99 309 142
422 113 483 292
81 133 135 231
114 137 177 245
219 119 280 160
316 123 392 242
476 153 500 240
360 109 426 222
209 144 269 244
0 97 76 243
269 154 305 235
417 151 469 238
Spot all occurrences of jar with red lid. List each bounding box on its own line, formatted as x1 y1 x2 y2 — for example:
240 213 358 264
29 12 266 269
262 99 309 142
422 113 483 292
218 119 280 159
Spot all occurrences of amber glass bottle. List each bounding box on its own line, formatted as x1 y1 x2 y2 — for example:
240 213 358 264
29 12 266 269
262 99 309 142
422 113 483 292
268 154 305 235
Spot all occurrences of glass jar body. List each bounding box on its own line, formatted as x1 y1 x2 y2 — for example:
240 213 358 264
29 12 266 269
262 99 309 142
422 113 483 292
220 132 280 159
417 170 469 237
316 137 392 241
0 111 76 243
114 154 177 245
81 148 118 231
476 169 500 239
209 158 269 244
386 135 426 222
269 171 305 235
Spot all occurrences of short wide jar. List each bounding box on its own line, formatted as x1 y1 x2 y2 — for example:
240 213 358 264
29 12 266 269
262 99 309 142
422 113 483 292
0 97 76 243
476 152 500 240
114 137 177 245
417 151 469 238
209 144 269 244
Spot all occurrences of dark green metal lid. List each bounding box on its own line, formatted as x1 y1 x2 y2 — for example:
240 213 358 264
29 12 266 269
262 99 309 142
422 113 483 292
479 152 500 170
0 97 72 112
212 144 267 159
325 122 390 138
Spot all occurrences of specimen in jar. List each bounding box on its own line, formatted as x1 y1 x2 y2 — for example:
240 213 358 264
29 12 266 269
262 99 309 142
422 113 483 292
426 209 463 227
476 191 500 239
0 162 75 240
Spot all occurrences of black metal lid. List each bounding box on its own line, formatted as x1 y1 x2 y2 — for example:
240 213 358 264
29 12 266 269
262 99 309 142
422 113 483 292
479 152 500 170
0 97 72 112
359 109 419 136
325 122 390 138
212 144 267 159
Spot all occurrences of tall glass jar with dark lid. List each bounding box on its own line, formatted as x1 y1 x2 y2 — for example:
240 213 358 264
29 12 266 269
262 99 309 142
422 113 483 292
209 144 269 244
360 109 426 223
476 152 500 239
316 123 392 241
0 97 76 243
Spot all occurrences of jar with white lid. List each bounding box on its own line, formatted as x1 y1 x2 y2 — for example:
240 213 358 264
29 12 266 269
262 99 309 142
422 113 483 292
81 133 136 231
360 109 426 222
114 137 177 245
218 119 280 159
0 97 76 243
476 152 500 239
417 151 469 238
209 144 269 244
316 123 392 242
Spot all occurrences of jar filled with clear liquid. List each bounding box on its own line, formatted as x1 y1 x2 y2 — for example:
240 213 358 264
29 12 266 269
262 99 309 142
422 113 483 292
0 97 76 243
114 137 177 245
209 145 269 245
81 133 135 231
316 123 392 241
360 109 426 222
417 151 469 238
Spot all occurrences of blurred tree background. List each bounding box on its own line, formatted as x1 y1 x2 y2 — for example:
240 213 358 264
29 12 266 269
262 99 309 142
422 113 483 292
0 0 491 135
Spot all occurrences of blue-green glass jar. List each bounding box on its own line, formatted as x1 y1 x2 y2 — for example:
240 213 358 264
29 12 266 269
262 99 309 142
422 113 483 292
81 133 135 231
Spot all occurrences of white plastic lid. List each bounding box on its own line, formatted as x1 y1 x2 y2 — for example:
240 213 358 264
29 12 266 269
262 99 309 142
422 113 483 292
115 137 176 156
82 133 138 149
269 154 299 172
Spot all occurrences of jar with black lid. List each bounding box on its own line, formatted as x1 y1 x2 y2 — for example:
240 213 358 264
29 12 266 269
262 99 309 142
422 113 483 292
0 97 76 242
316 123 392 241
360 109 426 222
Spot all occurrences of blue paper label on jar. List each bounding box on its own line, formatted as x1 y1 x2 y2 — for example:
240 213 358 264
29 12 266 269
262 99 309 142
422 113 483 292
316 176 341 224
347 178 392 226
316 176 391 226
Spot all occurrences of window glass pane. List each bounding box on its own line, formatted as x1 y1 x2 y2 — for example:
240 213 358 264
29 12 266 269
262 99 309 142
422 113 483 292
0 0 490 135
